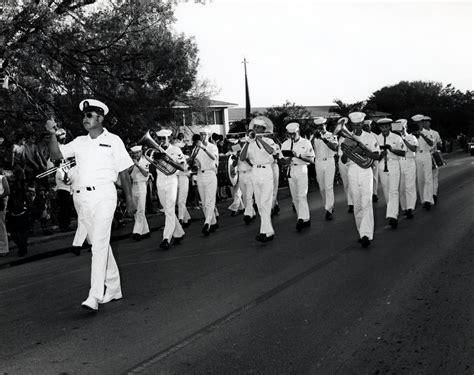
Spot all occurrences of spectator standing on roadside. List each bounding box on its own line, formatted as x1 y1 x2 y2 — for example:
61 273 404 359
0 168 10 256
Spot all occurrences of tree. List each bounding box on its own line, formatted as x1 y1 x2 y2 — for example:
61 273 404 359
262 101 312 141
365 81 474 138
329 99 365 118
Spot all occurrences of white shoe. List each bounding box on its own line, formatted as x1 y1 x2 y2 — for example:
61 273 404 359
99 291 123 304
81 296 99 311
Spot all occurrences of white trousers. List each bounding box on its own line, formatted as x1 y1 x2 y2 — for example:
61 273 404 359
157 175 184 241
196 171 218 225
338 159 353 206
315 159 335 212
238 171 255 217
271 162 279 208
432 167 439 196
399 158 417 211
348 165 374 240
132 182 149 235
372 160 379 195
288 165 310 220
74 184 120 301
228 185 244 212
378 160 401 219
72 194 90 247
177 175 191 223
416 152 434 204
252 166 274 235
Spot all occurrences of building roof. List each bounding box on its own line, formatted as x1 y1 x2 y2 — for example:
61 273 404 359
172 99 238 109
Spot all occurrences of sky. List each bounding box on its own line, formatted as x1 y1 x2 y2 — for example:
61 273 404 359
173 0 473 108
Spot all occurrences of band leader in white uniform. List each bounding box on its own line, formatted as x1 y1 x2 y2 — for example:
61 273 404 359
129 145 150 241
194 127 219 236
240 119 277 242
46 99 136 311
424 116 442 204
393 119 418 219
312 117 338 220
376 118 405 229
412 114 435 210
344 112 380 248
154 129 185 250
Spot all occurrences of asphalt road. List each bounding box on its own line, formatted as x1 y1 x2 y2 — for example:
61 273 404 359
1 153 473 375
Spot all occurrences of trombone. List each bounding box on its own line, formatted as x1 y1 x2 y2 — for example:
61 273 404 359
36 159 76 179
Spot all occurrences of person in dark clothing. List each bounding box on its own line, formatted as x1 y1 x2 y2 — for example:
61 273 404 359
6 173 29 257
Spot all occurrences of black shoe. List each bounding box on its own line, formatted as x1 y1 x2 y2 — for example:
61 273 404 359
256 233 274 243
159 239 170 250
402 210 408 216
423 202 431 211
372 194 378 203
433 195 438 204
142 232 151 239
406 209 414 219
388 217 398 229
325 210 333 221
296 219 304 232
209 223 219 233
348 205 354 213
303 220 311 228
361 236 371 248
71 246 81 256
202 224 210 236
231 211 238 217
172 236 183 245
243 215 253 225
131 233 142 241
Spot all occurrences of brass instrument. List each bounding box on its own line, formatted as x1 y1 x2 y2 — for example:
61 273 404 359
138 131 184 176
334 123 374 169
187 137 202 173
36 158 76 179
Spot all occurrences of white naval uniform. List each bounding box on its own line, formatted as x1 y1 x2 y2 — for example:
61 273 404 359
246 137 276 236
156 145 185 241
312 132 336 212
282 137 314 221
195 142 219 226
237 158 255 218
176 161 191 225
271 143 281 210
377 132 404 219
227 153 244 213
68 166 90 247
337 137 353 206
431 129 441 196
415 129 436 204
130 156 150 235
60 128 133 301
346 131 380 240
369 132 380 197
399 134 418 211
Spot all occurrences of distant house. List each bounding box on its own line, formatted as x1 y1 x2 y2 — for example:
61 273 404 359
172 99 238 140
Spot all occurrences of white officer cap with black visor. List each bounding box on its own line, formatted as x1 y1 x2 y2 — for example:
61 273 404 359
79 99 109 116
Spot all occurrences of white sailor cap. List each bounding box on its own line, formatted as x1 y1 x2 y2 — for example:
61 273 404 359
423 116 432 121
286 122 300 133
348 112 366 124
411 114 424 122
376 118 393 125
313 117 327 125
156 129 172 137
79 99 109 116
394 119 408 129
130 145 142 152
363 119 373 126
252 118 267 128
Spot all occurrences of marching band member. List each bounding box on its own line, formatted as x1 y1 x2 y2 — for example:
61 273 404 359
240 118 277 242
176 154 191 228
412 114 435 210
194 127 220 236
376 118 405 229
424 116 442 204
154 129 186 250
393 119 418 219
226 140 245 216
363 120 380 203
336 119 353 213
312 117 338 220
271 138 281 216
45 99 136 311
236 137 256 224
344 112 380 248
282 122 314 230
129 145 150 241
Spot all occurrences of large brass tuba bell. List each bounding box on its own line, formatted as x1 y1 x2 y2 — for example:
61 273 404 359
334 122 375 169
138 130 184 175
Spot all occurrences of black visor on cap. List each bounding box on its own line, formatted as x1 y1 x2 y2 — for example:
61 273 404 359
82 106 104 115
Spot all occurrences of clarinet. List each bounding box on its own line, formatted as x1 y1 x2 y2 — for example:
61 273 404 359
287 138 294 179
383 135 389 172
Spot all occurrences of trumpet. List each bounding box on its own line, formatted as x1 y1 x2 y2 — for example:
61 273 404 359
36 159 76 179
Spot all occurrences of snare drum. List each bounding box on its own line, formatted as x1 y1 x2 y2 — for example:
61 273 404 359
217 155 239 186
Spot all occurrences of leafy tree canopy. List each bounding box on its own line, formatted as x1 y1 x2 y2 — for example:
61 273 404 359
262 101 313 140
